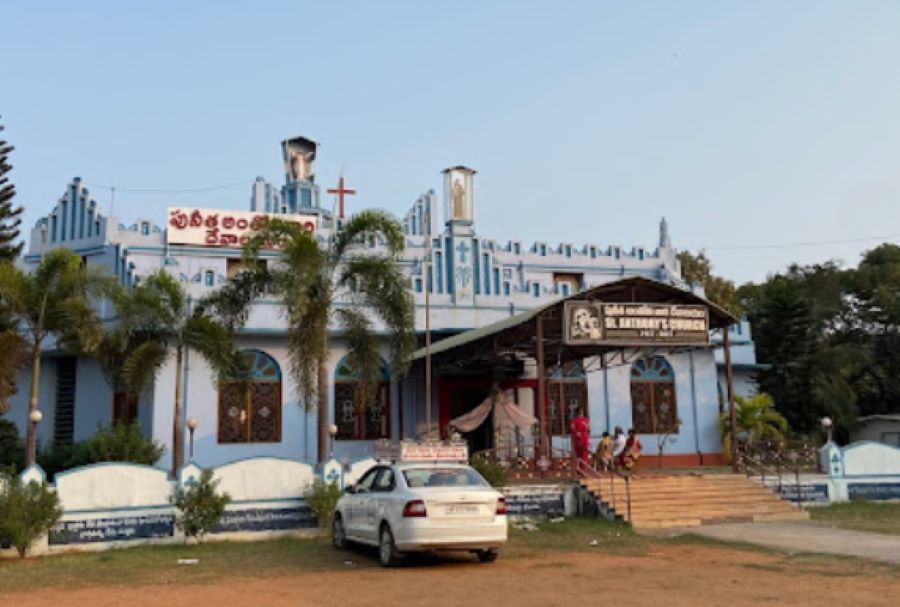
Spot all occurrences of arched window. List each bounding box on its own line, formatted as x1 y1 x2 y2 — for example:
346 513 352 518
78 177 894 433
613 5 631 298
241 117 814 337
334 356 390 440
630 356 678 434
218 350 282 443
547 361 587 436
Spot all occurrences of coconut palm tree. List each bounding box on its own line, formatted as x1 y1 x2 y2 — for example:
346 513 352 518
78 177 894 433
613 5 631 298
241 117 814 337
243 211 415 462
718 392 789 461
0 249 114 463
87 283 168 424
119 270 243 475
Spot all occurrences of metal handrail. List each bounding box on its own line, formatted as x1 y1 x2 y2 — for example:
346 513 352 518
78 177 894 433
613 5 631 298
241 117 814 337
471 445 632 521
736 440 816 509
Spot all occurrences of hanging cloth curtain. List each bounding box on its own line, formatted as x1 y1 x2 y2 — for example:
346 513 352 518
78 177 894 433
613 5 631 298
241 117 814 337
450 389 537 433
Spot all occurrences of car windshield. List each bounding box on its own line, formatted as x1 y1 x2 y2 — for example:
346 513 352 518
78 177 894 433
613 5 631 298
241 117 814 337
402 467 488 488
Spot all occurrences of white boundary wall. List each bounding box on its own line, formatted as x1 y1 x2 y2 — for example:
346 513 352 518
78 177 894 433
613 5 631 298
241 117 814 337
2 453 574 558
0 455 338 558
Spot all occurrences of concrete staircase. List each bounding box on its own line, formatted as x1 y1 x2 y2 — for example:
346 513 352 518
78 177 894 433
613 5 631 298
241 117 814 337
581 473 810 530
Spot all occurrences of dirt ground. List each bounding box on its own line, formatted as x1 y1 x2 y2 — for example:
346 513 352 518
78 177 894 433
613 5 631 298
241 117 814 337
4 544 899 607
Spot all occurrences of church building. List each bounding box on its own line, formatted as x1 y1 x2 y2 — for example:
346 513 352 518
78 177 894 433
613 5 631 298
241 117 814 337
6 136 762 471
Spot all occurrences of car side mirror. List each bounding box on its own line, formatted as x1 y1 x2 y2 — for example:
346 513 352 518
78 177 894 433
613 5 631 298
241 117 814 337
344 485 356 494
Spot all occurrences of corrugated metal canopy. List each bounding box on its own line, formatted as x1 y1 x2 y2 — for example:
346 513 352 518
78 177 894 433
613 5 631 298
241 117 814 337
411 276 739 371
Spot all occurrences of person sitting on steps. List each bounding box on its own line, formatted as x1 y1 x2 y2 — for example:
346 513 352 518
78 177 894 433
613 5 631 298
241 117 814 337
620 428 642 471
593 431 614 471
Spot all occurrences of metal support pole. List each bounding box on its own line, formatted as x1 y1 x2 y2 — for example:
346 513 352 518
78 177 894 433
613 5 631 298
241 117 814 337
625 476 632 523
535 314 548 459
424 213 433 440
397 380 404 440
723 327 738 472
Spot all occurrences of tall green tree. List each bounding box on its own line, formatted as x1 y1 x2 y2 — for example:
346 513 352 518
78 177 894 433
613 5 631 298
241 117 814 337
739 275 822 432
0 324 27 415
0 248 113 463
0 119 24 262
0 118 26 411
1 283 28 415
677 250 740 315
119 270 243 475
739 260 860 435
244 211 415 462
842 244 900 418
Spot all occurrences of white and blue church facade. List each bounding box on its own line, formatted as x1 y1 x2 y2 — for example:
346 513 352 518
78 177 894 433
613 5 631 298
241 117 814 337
6 136 763 471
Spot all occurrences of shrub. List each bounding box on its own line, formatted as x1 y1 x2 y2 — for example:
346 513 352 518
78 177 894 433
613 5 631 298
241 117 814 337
36 442 83 480
0 470 63 558
304 479 342 530
172 469 231 543
718 393 789 461
37 422 165 479
469 455 508 488
79 422 165 465
0 419 24 473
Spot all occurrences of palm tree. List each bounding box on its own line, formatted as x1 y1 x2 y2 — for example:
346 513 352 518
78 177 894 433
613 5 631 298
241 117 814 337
88 283 167 423
718 392 789 461
0 249 113 463
244 210 415 462
119 270 243 475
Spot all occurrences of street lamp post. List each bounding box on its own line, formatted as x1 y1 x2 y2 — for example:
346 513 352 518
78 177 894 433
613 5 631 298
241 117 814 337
187 417 198 460
328 424 338 457
820 417 833 444
27 410 42 465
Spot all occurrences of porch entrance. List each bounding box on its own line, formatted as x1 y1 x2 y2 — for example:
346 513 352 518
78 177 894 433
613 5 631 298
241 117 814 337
449 386 493 455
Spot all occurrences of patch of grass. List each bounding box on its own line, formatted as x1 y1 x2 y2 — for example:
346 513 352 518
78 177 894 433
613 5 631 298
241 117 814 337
0 518 650 593
0 536 374 593
743 562 787 574
505 517 647 558
667 532 900 579
809 500 900 535
662 532 783 555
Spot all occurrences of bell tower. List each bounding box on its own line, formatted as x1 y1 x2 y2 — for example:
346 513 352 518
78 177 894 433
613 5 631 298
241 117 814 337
442 165 477 305
442 165 475 236
280 135 322 215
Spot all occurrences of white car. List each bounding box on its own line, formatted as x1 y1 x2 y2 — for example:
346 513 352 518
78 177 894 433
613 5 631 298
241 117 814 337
332 462 508 566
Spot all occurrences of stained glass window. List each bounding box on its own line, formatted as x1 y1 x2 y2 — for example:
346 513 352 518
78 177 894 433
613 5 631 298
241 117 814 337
630 356 678 434
334 356 391 440
218 350 282 444
547 361 588 436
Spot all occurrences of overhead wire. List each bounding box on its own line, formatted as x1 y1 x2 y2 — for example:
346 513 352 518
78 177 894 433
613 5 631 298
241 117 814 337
83 179 255 194
692 232 900 252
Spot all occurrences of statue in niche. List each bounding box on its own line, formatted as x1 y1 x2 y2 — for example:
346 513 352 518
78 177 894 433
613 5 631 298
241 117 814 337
289 149 312 181
451 178 466 219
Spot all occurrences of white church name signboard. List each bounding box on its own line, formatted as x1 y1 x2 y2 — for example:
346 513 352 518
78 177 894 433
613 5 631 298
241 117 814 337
373 441 469 463
167 207 317 248
564 301 709 346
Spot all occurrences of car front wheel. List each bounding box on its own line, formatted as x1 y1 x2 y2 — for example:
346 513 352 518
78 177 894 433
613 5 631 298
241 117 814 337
379 525 402 567
332 515 346 550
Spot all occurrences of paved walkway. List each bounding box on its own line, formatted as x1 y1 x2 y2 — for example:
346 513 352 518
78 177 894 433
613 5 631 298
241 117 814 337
666 521 900 565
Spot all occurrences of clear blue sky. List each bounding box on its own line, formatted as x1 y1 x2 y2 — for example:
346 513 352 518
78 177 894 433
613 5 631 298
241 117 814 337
3 1 900 283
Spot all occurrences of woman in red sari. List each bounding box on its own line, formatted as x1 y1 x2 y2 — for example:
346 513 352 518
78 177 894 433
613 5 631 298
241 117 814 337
569 416 591 470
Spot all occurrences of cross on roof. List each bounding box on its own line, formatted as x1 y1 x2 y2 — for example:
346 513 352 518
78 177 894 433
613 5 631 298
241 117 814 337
327 176 356 219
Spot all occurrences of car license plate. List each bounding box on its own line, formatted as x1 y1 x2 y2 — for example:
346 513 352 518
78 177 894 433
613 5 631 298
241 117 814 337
445 505 479 516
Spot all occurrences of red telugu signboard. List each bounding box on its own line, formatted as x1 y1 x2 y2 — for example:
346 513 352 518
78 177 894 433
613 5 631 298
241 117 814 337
167 207 317 248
